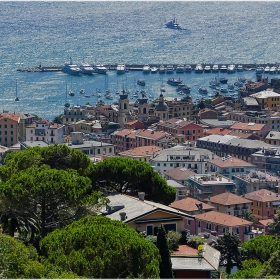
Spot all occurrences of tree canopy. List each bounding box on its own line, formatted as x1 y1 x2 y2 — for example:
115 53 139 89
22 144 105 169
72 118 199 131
267 208 280 236
89 157 176 205
40 215 161 278
213 232 245 275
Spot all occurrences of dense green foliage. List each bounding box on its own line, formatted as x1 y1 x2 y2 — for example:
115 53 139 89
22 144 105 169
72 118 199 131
0 234 79 279
229 259 263 279
40 215 161 278
268 208 280 236
166 230 181 251
156 224 173 278
89 157 176 205
241 235 280 263
213 232 245 275
240 209 255 222
187 236 206 249
258 250 280 278
52 114 63 124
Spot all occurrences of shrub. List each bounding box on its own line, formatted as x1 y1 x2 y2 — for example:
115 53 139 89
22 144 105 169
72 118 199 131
187 236 206 249
166 230 181 251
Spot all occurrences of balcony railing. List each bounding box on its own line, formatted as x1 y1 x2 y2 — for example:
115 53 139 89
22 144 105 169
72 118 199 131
234 206 241 210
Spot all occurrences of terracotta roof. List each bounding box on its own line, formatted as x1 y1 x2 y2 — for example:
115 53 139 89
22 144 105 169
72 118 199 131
126 120 139 125
204 192 251 206
119 145 162 157
172 245 198 255
206 127 231 136
170 197 215 212
198 108 216 115
208 156 255 168
244 189 279 202
164 167 195 181
100 105 111 109
195 211 253 227
230 122 267 131
0 114 20 122
26 123 36 128
257 218 273 227
113 129 134 136
136 129 167 140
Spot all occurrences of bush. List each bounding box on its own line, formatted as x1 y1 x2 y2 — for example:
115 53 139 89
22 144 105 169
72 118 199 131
146 235 157 245
187 236 206 249
180 229 192 244
166 230 181 251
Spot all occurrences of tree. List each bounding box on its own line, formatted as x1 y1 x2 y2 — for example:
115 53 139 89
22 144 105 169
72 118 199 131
229 259 263 279
257 250 280 278
0 165 106 241
241 235 280 263
166 230 181 251
213 232 245 275
241 209 255 223
40 215 161 278
267 208 280 236
156 224 174 278
89 157 176 205
52 114 63 124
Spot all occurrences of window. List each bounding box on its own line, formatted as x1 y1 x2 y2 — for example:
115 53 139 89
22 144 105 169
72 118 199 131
198 221 201 228
4 125 7 128
215 225 218 232
217 206 219 211
223 227 226 233
147 225 153 235
236 228 239 234
157 163 160 166
267 202 271 207
187 220 191 225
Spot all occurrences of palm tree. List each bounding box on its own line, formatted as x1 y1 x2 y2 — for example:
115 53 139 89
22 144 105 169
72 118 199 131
241 209 255 222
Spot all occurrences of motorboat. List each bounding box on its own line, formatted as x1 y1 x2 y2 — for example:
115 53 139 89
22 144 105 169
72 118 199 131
264 65 270 73
79 59 94 75
151 66 158 73
167 77 182 86
194 64 203 73
234 80 243 87
165 17 182 30
270 66 277 74
227 64 236 73
69 91 75 96
92 63 108 74
237 65 243 72
159 64 165 73
199 87 208 94
256 66 264 74
220 65 227 73
166 64 174 73
176 64 185 73
212 65 219 72
137 79 146 86
62 57 82 75
220 87 228 93
219 77 228 84
204 65 211 73
176 84 190 94
80 89 85 94
116 63 126 74
185 65 192 72
105 93 113 100
209 77 220 88
143 64 151 73
238 76 246 83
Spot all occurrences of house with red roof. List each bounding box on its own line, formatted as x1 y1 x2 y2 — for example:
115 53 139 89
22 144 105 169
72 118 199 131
244 189 280 220
198 108 218 120
188 211 254 242
204 192 252 218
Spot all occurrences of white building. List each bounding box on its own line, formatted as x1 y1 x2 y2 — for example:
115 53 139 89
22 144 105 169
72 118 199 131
25 119 64 144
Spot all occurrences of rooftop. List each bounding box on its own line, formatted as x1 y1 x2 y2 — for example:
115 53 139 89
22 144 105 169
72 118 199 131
208 155 255 168
204 192 251 206
169 197 215 212
244 189 279 202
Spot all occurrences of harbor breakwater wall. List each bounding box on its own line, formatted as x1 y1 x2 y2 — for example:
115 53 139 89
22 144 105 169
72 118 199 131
17 63 279 73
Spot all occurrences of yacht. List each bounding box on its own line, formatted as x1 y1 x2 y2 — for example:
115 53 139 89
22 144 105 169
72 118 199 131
79 59 94 75
219 77 228 84
256 66 264 74
209 77 220 88
194 64 203 73
142 64 151 73
176 64 185 73
92 63 108 74
167 77 183 86
165 17 182 30
159 64 165 73
116 63 126 74
204 65 211 73
185 65 192 72
62 57 82 75
151 66 158 73
199 87 208 94
212 64 219 72
137 79 146 86
270 66 277 74
237 65 243 72
227 64 236 73
220 87 228 93
264 65 270 73
166 64 174 73
220 65 227 73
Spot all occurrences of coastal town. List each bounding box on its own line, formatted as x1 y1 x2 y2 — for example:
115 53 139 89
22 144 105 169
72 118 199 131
1 66 280 278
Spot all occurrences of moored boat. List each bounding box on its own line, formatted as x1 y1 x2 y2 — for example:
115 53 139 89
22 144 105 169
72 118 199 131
137 78 146 86
143 64 151 73
199 87 208 94
166 64 174 73
62 57 82 75
159 64 166 73
212 64 219 72
194 64 203 73
219 77 228 84
165 17 182 30
220 65 227 73
167 77 182 86
116 63 126 74
92 63 108 74
176 64 185 73
79 59 94 75
204 65 211 73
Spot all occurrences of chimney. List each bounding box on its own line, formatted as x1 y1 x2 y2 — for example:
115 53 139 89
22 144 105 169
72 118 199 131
119 212 126 221
138 192 145 201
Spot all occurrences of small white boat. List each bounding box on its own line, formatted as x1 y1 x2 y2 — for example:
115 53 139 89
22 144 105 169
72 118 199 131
79 59 94 75
270 66 277 74
256 66 264 74
92 63 108 74
199 87 208 94
80 89 85 94
176 64 185 73
220 65 227 72
212 65 219 72
116 63 126 74
227 64 236 73
264 65 270 73
220 87 228 93
166 64 174 73
151 66 158 73
185 65 192 72
194 64 203 73
237 65 243 72
159 64 166 73
204 65 211 72
143 64 151 73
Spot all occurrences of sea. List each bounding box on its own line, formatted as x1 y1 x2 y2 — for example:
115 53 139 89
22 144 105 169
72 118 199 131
1 1 280 121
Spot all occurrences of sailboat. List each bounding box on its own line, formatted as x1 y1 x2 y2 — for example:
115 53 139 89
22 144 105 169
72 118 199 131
64 84 70 108
68 77 75 96
15 81 19 101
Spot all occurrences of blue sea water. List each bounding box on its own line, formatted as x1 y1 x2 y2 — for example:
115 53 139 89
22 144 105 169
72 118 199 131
1 1 280 120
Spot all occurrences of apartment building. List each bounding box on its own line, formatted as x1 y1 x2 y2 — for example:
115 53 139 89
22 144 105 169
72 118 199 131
0 113 20 147
250 90 280 111
244 189 280 220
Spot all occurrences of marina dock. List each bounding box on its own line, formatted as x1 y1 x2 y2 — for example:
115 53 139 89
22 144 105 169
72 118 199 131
16 63 280 73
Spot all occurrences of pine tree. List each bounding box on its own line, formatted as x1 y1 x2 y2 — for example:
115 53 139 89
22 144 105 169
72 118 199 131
156 224 174 278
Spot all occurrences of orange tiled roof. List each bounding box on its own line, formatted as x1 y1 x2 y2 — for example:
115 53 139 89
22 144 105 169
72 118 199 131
230 122 266 131
195 211 253 227
205 192 251 206
170 197 215 212
136 129 167 140
113 129 134 136
119 145 162 157
257 218 273 227
208 156 255 168
244 189 279 202
206 127 231 136
164 167 195 181
172 245 198 255
0 114 20 122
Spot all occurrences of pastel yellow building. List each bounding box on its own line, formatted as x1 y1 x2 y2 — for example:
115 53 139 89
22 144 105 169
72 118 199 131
250 90 280 111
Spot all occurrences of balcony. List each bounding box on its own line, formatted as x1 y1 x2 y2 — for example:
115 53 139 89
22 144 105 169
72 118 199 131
242 205 248 210
234 206 241 210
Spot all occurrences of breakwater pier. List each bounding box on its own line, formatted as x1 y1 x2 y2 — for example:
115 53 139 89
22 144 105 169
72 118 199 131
16 63 279 73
